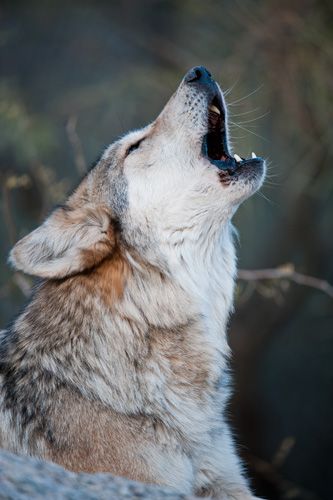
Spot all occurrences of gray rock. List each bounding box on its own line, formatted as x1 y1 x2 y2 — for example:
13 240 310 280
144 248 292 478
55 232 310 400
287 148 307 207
0 449 194 499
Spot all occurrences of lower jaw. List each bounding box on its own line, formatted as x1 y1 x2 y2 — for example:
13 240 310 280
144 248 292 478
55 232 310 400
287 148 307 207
207 156 264 176
202 133 263 175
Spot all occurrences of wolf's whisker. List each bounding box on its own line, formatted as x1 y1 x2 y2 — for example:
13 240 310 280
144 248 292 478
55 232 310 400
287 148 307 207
229 121 269 142
229 107 260 117
256 190 274 205
223 78 240 97
228 84 264 106
228 135 249 140
235 111 270 124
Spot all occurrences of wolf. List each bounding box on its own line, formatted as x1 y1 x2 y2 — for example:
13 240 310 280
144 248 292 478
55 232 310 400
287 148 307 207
0 66 265 499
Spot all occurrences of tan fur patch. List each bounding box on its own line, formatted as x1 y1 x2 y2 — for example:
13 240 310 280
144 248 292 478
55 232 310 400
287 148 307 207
81 248 131 306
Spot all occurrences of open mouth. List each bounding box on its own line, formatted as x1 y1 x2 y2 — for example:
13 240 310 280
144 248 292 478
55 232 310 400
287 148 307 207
202 94 260 175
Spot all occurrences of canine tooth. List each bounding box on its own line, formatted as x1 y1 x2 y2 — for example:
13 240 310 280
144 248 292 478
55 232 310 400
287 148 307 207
234 154 242 162
209 105 221 115
251 152 257 158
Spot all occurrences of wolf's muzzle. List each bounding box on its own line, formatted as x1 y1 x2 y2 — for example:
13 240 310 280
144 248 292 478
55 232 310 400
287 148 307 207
184 66 264 176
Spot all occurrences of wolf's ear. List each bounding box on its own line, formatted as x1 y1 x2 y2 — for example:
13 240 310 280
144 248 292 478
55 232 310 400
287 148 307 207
9 205 115 278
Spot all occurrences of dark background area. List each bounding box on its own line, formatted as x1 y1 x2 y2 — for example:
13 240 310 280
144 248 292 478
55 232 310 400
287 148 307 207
0 1 332 498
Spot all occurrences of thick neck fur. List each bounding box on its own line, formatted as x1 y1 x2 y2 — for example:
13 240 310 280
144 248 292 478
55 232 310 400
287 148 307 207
162 221 236 349
5 221 236 441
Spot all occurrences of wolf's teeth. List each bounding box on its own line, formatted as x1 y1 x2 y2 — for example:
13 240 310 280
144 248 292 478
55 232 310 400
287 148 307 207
209 105 221 115
251 152 257 158
234 154 242 162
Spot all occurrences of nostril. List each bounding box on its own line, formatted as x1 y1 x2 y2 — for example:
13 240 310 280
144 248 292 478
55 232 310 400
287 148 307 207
194 68 202 80
185 67 202 83
184 66 213 84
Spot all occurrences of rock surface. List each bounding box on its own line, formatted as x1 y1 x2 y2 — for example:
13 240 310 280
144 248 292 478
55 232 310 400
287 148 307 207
0 449 194 499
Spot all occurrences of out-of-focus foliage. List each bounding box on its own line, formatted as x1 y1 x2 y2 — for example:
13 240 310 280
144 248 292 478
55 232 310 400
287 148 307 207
0 1 332 499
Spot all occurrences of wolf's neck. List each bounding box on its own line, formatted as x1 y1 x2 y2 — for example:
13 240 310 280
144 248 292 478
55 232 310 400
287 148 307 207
161 222 237 349
8 227 235 414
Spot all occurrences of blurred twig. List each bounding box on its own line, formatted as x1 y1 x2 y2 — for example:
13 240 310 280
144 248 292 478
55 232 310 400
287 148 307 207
249 436 320 499
272 436 296 468
12 273 32 298
238 263 333 299
248 452 322 500
1 174 34 298
2 174 31 245
66 116 87 175
2 182 16 246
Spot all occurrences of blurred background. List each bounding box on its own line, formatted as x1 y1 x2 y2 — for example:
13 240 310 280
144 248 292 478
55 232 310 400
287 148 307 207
0 0 332 498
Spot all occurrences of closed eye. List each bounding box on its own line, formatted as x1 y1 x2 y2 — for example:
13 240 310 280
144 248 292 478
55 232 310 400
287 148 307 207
126 138 144 156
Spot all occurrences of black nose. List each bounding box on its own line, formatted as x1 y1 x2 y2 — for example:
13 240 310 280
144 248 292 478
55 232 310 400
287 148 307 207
184 66 213 85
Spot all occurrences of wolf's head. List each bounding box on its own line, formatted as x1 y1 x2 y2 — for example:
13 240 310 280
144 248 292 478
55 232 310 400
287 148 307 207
10 67 265 279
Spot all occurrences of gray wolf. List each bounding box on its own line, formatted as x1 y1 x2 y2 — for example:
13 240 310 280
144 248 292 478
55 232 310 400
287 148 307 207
0 66 265 499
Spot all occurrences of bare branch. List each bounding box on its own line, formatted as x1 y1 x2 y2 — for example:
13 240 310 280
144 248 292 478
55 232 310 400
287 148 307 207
271 436 295 468
248 452 321 500
2 174 31 246
66 116 87 175
238 263 333 299
13 273 32 298
2 183 16 246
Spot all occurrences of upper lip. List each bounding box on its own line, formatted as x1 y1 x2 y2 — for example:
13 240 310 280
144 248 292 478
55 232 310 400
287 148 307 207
202 92 261 174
